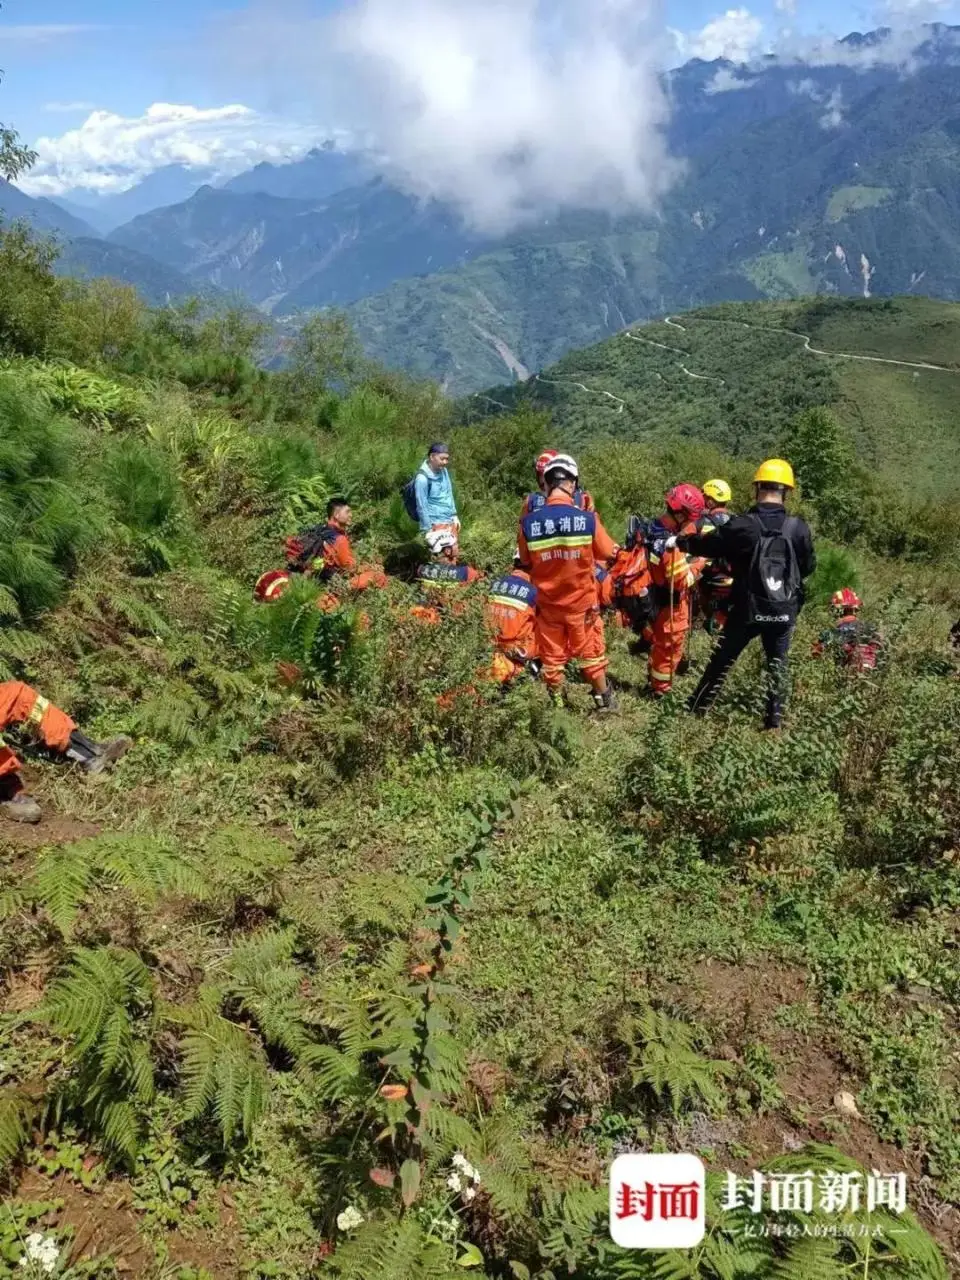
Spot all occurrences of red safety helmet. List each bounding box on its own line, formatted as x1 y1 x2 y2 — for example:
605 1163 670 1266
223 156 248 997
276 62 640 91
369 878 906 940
665 483 706 520
832 588 862 614
254 569 291 603
535 449 560 480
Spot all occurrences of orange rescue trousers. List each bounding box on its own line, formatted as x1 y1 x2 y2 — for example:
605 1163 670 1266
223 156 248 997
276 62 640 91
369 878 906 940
649 597 692 695
0 682 77 786
537 603 607 689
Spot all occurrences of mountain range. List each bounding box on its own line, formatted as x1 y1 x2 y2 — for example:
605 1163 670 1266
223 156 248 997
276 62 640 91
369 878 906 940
5 24 960 389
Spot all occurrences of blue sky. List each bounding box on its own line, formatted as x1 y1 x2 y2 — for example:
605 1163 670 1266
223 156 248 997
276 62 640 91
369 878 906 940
2 0 956 206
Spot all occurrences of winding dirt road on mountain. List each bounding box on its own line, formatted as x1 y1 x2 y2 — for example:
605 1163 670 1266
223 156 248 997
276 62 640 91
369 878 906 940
534 372 626 413
504 310 960 420
665 314 960 374
624 329 726 385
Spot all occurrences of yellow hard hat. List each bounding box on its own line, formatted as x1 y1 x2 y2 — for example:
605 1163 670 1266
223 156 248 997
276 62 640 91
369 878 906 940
703 478 732 504
753 458 796 489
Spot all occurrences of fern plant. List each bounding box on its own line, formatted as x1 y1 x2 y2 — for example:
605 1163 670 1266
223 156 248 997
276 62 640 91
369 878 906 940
37 947 158 1165
321 1216 465 1280
617 1006 732 1119
169 984 270 1146
4 835 209 939
0 1087 36 1171
220 927 322 1067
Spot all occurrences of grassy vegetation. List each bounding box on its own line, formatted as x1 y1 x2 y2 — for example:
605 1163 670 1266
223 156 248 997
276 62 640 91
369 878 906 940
0 227 959 1277
471 296 960 508
825 188 893 224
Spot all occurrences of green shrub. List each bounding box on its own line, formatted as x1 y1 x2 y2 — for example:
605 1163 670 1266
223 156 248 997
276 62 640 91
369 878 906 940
0 372 94 615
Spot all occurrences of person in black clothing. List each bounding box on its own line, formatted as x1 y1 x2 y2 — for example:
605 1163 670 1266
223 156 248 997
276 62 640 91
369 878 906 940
673 458 816 730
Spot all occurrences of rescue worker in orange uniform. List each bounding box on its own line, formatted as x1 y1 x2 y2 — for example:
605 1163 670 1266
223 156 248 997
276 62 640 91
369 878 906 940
647 484 707 697
521 451 596 518
0 683 130 824
697 479 735 635
813 589 883 671
516 454 619 712
256 498 388 607
485 556 540 685
411 533 483 625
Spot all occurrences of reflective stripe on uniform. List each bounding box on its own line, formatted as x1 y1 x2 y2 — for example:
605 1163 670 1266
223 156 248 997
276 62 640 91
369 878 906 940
489 594 530 611
28 695 49 727
531 535 593 552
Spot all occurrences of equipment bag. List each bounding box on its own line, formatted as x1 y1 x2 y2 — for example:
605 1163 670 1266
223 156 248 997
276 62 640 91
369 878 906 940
746 514 802 627
401 477 420 523
285 525 338 576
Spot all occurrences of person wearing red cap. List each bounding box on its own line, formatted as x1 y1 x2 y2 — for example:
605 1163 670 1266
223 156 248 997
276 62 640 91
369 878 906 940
521 450 596 518
646 484 708 696
516 454 619 712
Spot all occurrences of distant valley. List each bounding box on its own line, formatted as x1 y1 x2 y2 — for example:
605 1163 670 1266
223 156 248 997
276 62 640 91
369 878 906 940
5 25 960 392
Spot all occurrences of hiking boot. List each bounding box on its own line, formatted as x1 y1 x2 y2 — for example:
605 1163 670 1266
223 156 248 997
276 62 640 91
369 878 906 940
592 689 620 714
65 731 132 775
1 793 42 824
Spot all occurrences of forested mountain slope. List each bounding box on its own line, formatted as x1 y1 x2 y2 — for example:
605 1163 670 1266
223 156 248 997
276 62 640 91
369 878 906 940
0 232 958 1278
465 295 960 501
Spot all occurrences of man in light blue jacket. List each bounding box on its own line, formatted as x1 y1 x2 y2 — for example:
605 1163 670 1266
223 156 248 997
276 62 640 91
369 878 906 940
415 442 460 551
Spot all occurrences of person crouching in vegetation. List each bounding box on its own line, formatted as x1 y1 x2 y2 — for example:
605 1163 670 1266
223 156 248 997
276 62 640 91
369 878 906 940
255 498 387 604
288 498 388 592
521 450 595 516
676 459 816 731
517 454 619 713
0 683 130 825
813 589 883 672
415 443 460 550
646 484 708 697
485 555 541 685
697 479 736 634
411 533 483 625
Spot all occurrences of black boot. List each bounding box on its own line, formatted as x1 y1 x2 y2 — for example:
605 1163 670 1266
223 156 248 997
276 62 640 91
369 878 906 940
592 689 620 714
65 731 132 775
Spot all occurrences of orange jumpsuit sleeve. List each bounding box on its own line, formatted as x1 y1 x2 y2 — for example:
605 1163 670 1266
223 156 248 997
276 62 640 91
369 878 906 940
591 515 618 566
327 534 356 573
516 525 531 569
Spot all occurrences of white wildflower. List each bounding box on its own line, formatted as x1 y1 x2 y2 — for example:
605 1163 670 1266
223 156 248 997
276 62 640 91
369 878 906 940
451 1152 481 1185
463 1185 477 1203
336 1206 364 1232
20 1233 60 1274
446 1172 463 1193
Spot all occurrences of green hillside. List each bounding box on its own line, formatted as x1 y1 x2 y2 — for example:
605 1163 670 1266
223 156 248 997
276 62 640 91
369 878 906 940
1 232 959 1277
346 58 960 393
468 296 960 501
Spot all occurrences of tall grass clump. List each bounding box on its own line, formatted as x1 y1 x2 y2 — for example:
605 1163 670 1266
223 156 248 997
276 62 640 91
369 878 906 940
0 372 93 616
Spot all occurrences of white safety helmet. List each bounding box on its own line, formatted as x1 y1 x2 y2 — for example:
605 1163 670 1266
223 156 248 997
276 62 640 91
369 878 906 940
426 529 457 554
544 453 579 482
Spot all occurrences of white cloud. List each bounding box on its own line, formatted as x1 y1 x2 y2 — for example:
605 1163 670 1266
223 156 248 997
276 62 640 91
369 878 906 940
775 0 797 12
819 87 846 127
0 24 102 45
20 103 329 197
43 101 99 114
705 67 759 92
217 0 680 235
684 9 765 63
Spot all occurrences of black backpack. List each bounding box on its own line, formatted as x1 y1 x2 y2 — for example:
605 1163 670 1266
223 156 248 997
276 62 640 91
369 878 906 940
746 514 802 627
286 525 338 577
